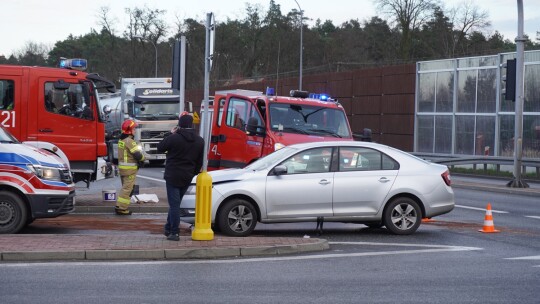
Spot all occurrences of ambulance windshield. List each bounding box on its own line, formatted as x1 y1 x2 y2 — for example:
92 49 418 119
0 126 19 144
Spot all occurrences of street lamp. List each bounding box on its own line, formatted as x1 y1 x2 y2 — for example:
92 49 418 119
133 35 158 77
294 0 303 90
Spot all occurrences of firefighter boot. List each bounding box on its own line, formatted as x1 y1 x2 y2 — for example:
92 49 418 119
115 206 132 215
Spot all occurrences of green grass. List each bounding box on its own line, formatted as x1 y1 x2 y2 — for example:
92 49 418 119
450 166 539 180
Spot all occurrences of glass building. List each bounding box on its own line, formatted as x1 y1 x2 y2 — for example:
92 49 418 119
415 50 540 158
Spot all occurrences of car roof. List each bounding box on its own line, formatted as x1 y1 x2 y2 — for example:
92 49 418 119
286 140 391 150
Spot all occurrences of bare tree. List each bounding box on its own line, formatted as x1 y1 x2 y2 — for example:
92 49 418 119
15 42 51 66
96 6 118 37
373 0 439 60
124 6 168 77
449 0 491 56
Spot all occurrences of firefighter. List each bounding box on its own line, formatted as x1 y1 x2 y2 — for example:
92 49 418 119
115 119 145 215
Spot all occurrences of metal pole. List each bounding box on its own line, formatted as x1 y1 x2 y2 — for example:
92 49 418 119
509 0 528 188
145 38 158 77
294 0 303 90
192 12 214 241
153 41 158 77
202 14 212 172
179 36 186 114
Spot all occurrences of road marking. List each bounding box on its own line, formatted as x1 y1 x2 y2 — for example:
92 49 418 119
329 242 481 249
136 175 165 183
525 216 540 220
455 204 508 213
505 255 540 260
0 242 482 267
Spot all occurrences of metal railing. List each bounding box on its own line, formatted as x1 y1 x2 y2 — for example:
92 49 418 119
412 153 540 178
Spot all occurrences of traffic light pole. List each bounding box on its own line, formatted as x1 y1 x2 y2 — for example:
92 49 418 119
508 0 528 188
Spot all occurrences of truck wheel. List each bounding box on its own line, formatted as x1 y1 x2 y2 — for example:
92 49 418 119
217 198 257 237
0 192 28 234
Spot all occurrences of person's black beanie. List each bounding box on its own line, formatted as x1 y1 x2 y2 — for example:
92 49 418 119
179 115 193 128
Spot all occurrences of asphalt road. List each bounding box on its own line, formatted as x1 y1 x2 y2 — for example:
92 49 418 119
4 166 537 303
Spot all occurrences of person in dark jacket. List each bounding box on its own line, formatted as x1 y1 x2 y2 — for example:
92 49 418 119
157 114 204 241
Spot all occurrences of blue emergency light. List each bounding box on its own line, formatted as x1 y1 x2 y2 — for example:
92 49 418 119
58 58 87 71
266 87 275 96
309 93 331 101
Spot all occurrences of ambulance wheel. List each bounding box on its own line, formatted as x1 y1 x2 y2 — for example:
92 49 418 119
217 198 257 237
0 191 28 234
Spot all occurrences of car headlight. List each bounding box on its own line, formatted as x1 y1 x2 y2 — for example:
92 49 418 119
274 143 286 150
185 185 196 195
27 165 62 181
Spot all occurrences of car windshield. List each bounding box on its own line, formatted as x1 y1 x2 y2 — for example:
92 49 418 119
245 146 298 171
269 103 351 138
134 103 180 120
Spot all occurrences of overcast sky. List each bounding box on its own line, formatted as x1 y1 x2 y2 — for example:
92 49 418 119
1 0 539 57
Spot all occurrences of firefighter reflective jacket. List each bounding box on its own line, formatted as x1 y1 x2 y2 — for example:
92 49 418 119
118 136 144 175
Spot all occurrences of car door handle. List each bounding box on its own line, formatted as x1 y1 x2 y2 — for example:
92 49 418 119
39 128 53 133
319 179 331 185
379 177 390 183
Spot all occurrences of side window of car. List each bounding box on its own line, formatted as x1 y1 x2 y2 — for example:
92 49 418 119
44 82 93 120
280 147 332 174
226 98 248 130
339 147 391 171
0 80 15 110
339 147 400 171
247 103 263 128
382 154 400 170
217 98 225 127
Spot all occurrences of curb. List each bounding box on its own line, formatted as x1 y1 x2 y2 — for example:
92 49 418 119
73 205 169 214
0 239 329 262
451 181 540 197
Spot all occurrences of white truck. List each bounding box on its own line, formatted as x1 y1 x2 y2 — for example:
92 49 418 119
101 78 184 165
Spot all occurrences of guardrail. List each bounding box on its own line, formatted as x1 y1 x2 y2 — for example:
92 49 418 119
412 153 540 178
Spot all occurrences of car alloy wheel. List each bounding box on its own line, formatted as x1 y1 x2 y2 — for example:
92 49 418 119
217 198 258 237
383 197 421 235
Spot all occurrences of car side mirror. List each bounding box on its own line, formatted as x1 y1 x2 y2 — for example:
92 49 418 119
273 165 287 176
246 117 265 136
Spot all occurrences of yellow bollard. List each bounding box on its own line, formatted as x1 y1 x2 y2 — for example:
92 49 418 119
192 170 214 240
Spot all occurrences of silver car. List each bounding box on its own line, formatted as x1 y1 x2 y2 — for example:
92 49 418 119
181 141 454 237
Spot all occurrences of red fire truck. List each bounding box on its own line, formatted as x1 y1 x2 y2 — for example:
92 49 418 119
206 89 354 170
0 59 116 186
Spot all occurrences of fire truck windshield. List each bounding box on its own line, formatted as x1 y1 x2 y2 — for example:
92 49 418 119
133 103 179 120
269 104 351 138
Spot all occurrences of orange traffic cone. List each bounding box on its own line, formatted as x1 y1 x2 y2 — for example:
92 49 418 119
422 217 435 223
479 203 500 233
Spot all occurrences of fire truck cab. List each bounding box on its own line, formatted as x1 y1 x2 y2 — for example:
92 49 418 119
207 88 353 170
0 59 116 185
